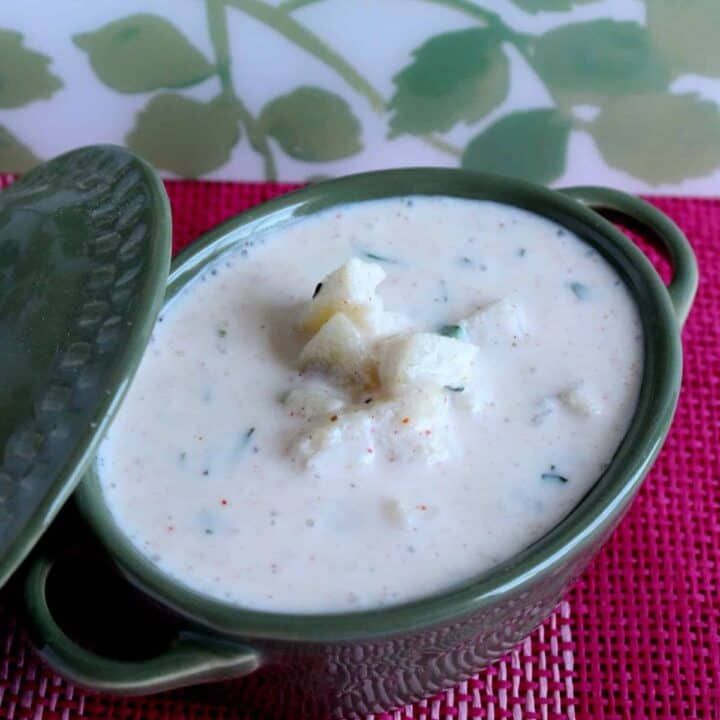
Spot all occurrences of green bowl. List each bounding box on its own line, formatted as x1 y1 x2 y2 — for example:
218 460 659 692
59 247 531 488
23 170 697 719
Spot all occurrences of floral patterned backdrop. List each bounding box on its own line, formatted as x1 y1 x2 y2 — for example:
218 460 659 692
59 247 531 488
1 0 719 193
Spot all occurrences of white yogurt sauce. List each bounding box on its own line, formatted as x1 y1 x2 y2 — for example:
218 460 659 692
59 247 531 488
98 196 643 613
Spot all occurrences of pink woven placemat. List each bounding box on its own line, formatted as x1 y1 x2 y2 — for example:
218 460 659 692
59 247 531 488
1 180 718 720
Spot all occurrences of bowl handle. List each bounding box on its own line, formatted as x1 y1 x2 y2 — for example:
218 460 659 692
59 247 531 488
23 550 261 694
560 186 698 327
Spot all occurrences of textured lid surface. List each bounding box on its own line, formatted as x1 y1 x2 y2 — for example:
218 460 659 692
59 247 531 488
0 145 171 589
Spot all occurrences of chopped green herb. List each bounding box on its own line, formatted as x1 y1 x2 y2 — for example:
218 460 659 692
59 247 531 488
517 248 527 257
236 427 256 454
312 282 323 298
531 407 553 425
438 324 465 340
355 246 400 264
445 385 465 393
541 472 569 483
458 256 473 266
217 327 227 338
178 451 187 463
204 528 214 535
569 282 591 300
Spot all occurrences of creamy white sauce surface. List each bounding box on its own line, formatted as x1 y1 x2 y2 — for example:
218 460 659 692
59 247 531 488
98 196 643 613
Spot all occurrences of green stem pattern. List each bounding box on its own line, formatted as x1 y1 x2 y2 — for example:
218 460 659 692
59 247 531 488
221 0 505 172
276 0 540 161
278 0 529 60
222 0 385 112
278 0 321 10
422 0 534 50
423 135 463 158
206 0 277 180
420 0 504 27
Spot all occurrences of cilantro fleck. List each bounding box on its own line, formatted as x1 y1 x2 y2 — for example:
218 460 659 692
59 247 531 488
355 246 400 264
438 324 465 340
445 385 465 393
236 427 256 455
569 282 591 300
541 471 569 483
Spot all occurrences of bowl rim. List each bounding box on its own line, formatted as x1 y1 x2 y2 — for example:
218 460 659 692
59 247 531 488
74 168 683 643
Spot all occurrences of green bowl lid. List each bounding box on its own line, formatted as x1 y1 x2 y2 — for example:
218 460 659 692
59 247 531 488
0 145 171 590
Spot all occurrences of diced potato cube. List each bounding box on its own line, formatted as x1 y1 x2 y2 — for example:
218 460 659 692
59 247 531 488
557 384 601 417
299 313 371 384
301 259 386 333
452 382 491 414
450 356 492 414
291 410 374 466
392 386 449 426
349 303 386 336
381 387 452 464
372 310 415 338
461 297 528 346
378 333 477 391
283 386 346 419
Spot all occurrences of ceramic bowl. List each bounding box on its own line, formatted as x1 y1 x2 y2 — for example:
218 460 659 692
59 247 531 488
23 170 697 719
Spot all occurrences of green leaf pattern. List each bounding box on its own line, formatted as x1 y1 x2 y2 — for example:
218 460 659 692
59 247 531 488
260 87 362 161
462 109 571 185
0 30 62 108
647 0 720 78
530 20 670 106
73 14 214 93
2 0 720 185
126 94 241 178
590 93 720 184
0 126 40 172
389 28 509 136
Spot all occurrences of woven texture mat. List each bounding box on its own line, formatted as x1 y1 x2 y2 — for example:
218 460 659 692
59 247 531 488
1 181 718 720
